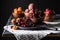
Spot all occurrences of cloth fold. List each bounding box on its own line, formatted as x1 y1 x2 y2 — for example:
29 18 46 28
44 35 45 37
4 25 60 40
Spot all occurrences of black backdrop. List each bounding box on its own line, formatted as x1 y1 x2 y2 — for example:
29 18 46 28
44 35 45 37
1 0 60 34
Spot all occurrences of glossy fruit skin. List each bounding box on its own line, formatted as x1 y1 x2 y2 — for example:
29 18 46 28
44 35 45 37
17 7 23 14
44 8 55 22
12 7 24 18
11 5 43 27
11 19 16 24
12 26 18 30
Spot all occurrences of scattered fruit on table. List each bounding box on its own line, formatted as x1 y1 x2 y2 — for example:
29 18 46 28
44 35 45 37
12 26 19 30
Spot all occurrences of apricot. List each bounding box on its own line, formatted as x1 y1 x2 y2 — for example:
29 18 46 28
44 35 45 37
16 18 22 22
13 8 18 14
12 13 20 18
11 19 16 24
28 3 35 10
17 7 22 14
12 26 18 30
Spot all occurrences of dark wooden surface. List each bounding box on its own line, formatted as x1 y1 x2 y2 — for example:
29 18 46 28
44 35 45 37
2 33 60 40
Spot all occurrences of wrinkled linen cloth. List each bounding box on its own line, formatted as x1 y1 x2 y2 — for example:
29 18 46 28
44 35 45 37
4 25 60 40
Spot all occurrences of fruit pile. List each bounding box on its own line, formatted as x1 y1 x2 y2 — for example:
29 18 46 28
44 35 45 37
12 7 24 18
11 3 41 27
11 17 36 27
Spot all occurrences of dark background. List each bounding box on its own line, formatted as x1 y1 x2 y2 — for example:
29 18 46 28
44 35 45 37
1 0 60 34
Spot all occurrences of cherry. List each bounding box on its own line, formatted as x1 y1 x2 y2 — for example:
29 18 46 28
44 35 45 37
11 26 13 28
21 23 26 27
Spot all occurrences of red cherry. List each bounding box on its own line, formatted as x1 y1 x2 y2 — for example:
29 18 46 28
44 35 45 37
18 22 21 26
22 23 26 27
11 26 13 28
23 24 26 28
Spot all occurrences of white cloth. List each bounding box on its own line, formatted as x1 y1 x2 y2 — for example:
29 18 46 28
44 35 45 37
44 21 60 24
4 25 60 40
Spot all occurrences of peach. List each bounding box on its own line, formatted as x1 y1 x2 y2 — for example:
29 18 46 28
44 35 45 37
28 3 35 10
24 9 30 17
30 17 37 23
